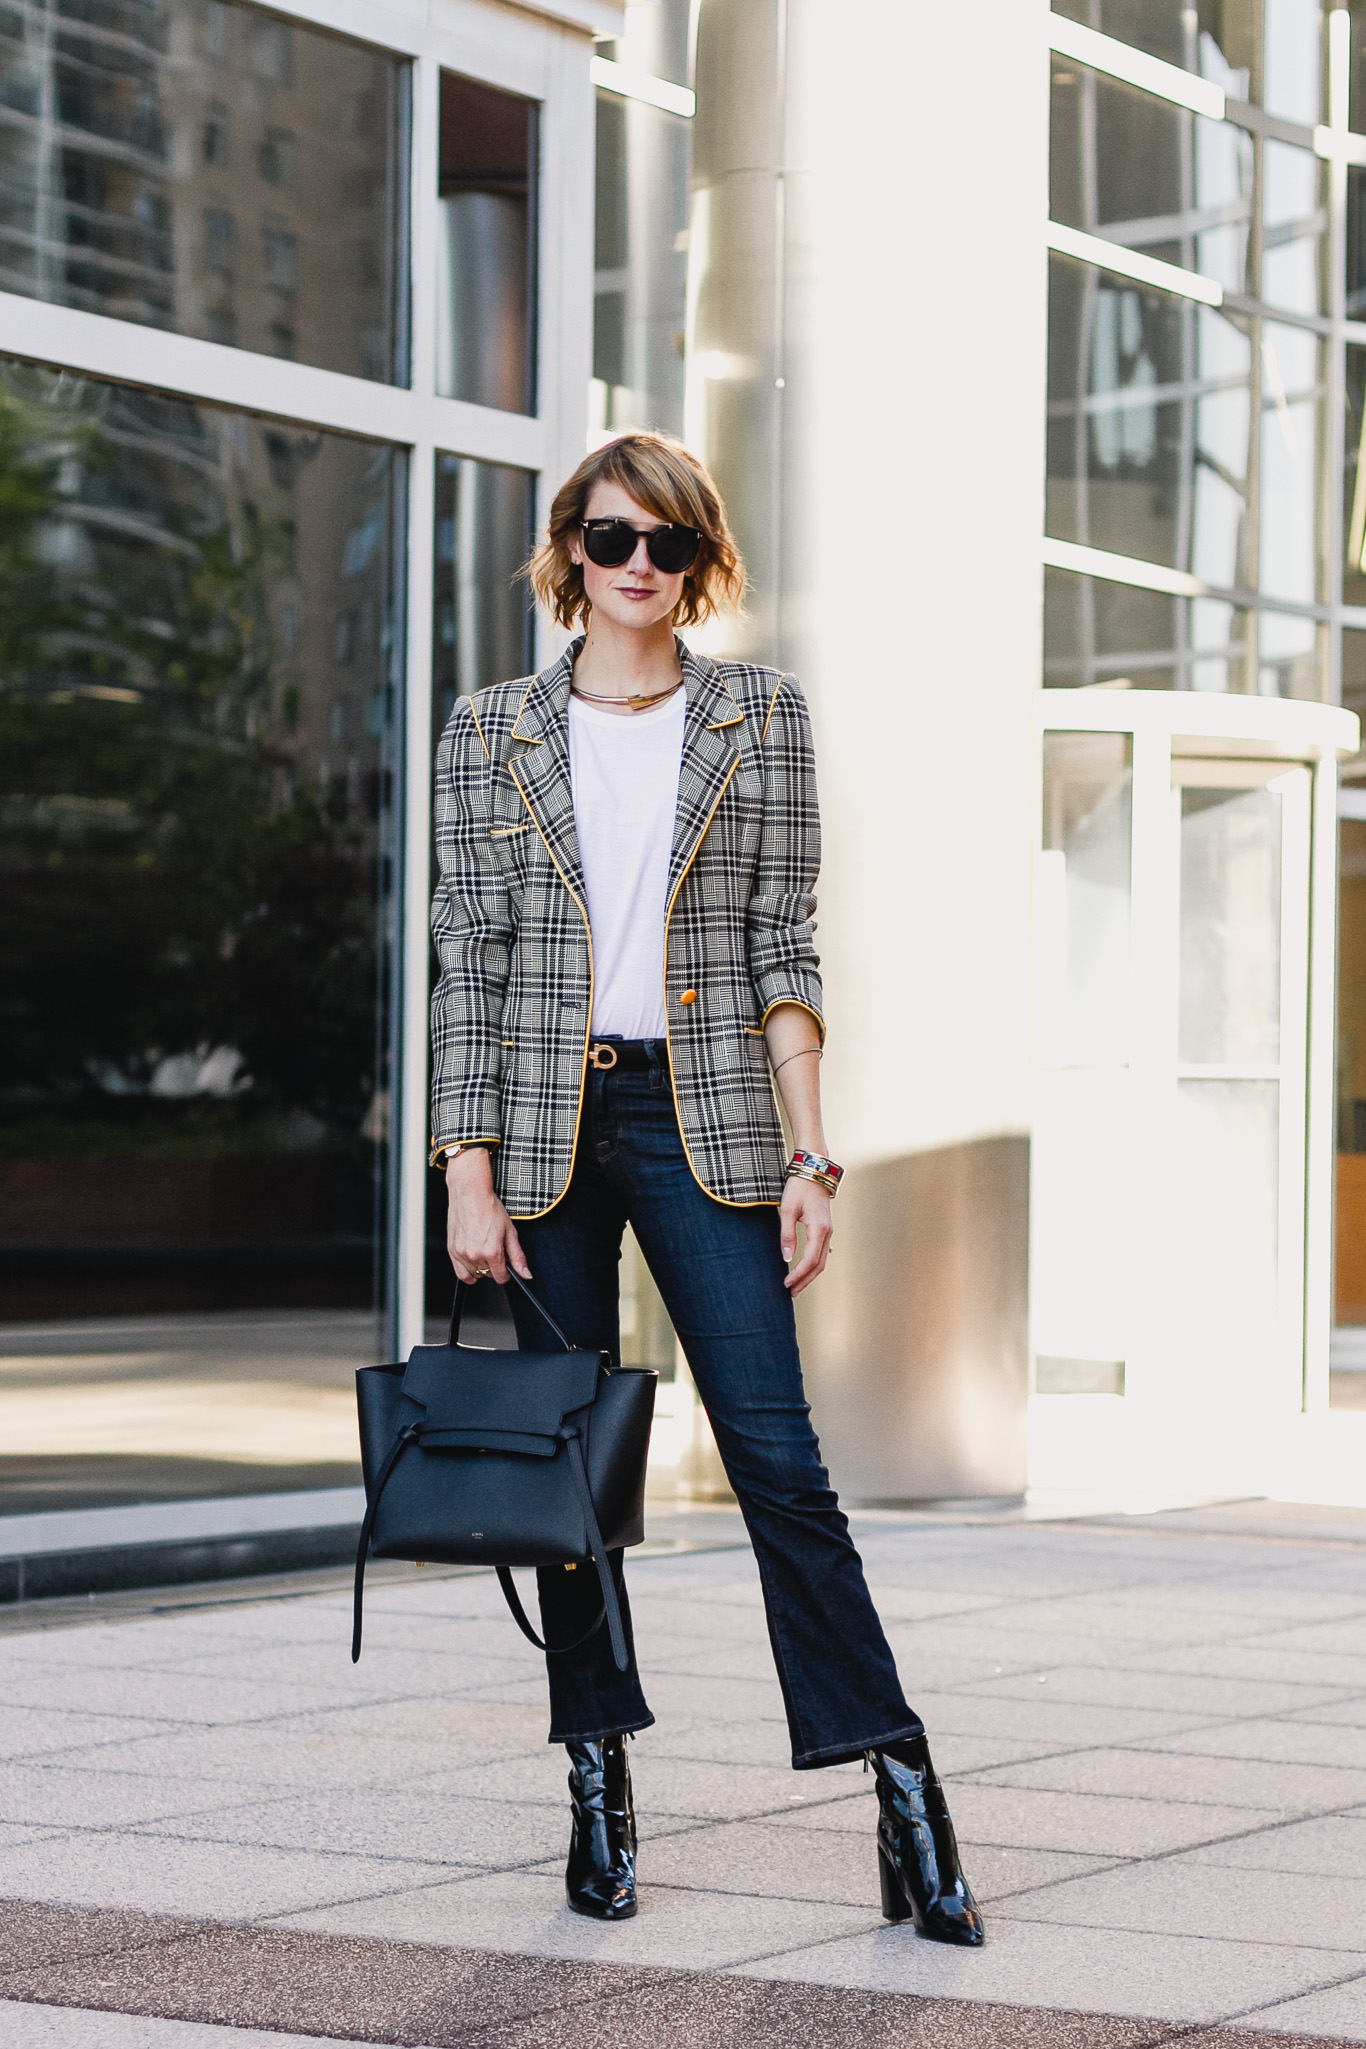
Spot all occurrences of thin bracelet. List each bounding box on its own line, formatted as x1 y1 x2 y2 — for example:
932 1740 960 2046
772 1047 821 1076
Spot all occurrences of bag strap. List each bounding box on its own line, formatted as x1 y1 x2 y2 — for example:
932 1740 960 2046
447 1272 576 1352
351 1422 420 1662
562 1427 629 1670
495 1567 608 1657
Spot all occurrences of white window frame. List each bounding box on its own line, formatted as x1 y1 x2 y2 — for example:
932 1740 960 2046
0 0 613 1372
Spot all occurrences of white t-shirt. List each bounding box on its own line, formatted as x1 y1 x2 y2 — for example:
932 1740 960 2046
568 686 686 1040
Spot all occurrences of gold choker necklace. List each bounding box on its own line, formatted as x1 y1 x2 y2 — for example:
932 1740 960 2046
570 678 683 714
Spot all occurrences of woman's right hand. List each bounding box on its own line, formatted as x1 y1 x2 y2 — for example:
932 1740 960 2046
445 1148 532 1284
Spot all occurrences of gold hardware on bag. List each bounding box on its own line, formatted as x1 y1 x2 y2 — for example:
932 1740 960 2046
415 1561 426 1568
588 1041 618 1070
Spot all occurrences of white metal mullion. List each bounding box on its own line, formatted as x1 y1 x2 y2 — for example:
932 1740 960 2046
1304 750 1341 1410
395 54 443 1356
1276 772 1312 1419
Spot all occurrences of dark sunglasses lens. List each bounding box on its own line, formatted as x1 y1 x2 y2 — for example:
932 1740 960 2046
582 520 637 567
647 525 702 573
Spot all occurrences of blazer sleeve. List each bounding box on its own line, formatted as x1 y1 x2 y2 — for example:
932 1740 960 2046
746 674 825 1038
429 696 510 1159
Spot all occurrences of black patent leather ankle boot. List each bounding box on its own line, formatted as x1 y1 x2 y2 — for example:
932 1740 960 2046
868 1735 984 1946
564 1735 637 1920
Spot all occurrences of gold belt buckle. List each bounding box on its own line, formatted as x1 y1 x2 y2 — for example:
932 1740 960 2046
588 1040 618 1070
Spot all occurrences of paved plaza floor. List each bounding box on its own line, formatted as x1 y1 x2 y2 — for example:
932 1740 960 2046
1 1498 1365 2046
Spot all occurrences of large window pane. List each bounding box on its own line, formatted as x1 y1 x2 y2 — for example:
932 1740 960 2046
0 0 406 381
591 88 689 439
1045 566 1250 691
426 454 533 1321
437 73 537 414
1261 140 1325 317
1341 346 1366 607
1047 255 1253 580
1259 320 1324 607
1040 732 1133 1067
1051 62 1253 295
1179 785 1283 1065
1050 2 1254 91
0 360 403 1514
431 455 534 728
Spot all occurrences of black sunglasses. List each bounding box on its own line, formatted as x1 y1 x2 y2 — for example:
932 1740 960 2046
580 518 702 575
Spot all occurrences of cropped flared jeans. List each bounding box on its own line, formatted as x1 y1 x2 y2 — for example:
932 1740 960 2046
508 1040 923 1770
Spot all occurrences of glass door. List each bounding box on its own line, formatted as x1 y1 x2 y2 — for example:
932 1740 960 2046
1165 759 1311 1416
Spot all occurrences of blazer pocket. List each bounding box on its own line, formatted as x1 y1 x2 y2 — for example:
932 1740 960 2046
489 822 530 838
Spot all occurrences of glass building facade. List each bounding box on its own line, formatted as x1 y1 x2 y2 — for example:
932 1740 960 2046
1045 1 1366 1380
0 0 586 1533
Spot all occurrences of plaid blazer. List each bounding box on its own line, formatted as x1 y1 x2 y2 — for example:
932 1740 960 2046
430 637 823 1217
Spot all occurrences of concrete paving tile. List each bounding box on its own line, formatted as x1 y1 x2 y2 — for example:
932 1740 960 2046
625 1671 792 1722
627 1819 1120 1915
941 1782 1290 1857
277 1865 880 1971
0 1708 172 1763
632 1818 880 1907
1283 1698 1366 1730
0 1666 381 1728
970 1666 1351 1722
1237 1974 1366 2039
44 1724 511 1792
908 1688 1225 1748
995 1857 1366 1952
629 1717 796 1769
1144 1645 1366 1691
1122 1718 1366 1772
0 1824 66 1850
0 1764 257 1831
1178 1814 1366 1879
0 1829 459 1920
1236 1616 1366 1657
973 1746 1366 1811
137 1787 574 1869
728 1915 1366 2023
0 2004 382 2048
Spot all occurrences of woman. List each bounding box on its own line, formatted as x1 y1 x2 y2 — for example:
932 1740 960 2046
430 432 982 1945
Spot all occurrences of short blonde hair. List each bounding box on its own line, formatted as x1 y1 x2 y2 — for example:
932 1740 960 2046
527 432 745 631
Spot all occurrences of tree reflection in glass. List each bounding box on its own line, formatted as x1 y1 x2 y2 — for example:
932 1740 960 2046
0 361 402 1515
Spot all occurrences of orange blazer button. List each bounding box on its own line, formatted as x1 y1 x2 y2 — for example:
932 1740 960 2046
680 989 697 1004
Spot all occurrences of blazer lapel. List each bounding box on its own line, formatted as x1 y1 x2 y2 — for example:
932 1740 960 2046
507 645 586 906
668 644 745 896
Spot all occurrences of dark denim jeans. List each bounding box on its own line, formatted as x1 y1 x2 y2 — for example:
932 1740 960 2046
510 1040 923 1770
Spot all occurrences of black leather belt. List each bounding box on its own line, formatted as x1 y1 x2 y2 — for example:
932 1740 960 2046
587 1038 667 1071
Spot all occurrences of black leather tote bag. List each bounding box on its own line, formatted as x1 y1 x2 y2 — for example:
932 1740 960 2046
352 1275 657 1671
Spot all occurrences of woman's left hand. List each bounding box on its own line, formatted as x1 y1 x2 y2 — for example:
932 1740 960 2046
779 1177 832 1294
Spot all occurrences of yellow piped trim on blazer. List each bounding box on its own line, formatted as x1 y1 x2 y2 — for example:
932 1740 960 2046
504 754 596 1222
660 751 781 1209
466 695 491 760
759 997 826 1046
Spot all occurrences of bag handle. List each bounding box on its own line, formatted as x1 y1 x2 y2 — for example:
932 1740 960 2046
447 1271 576 1354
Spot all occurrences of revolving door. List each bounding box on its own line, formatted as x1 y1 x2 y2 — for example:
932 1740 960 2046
1030 691 1356 1504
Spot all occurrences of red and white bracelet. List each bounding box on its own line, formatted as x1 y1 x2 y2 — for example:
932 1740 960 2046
785 1149 844 1197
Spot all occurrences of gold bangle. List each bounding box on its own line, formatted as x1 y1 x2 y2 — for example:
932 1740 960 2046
772 1047 821 1076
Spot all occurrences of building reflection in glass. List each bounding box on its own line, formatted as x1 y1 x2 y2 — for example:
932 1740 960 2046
0 360 403 1513
0 0 406 381
436 72 536 414
591 1 691 439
